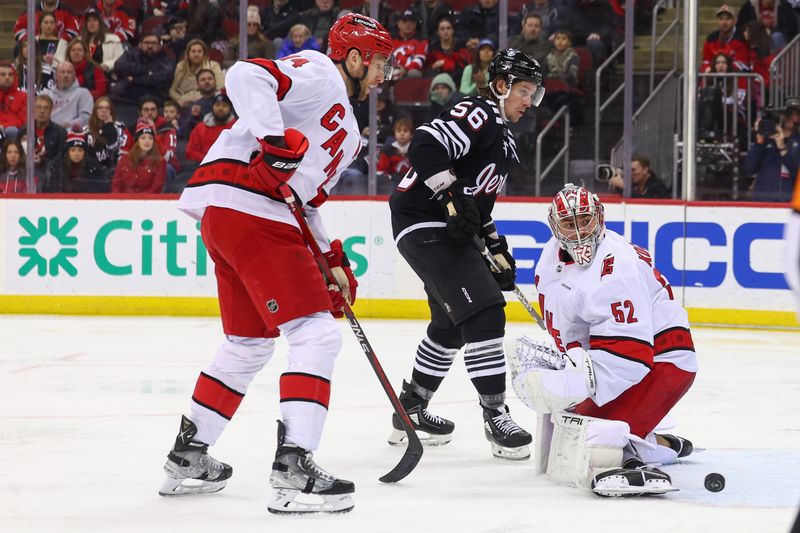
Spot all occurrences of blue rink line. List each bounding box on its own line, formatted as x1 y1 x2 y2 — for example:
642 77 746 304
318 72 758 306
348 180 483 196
662 449 800 507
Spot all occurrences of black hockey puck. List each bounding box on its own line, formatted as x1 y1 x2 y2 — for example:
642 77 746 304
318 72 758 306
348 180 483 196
704 473 725 492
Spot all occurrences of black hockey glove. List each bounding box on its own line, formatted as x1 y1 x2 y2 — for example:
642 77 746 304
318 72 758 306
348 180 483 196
435 180 480 242
486 235 516 291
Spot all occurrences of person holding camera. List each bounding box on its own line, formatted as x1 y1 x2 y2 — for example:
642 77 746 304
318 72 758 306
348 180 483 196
605 153 670 198
745 101 800 202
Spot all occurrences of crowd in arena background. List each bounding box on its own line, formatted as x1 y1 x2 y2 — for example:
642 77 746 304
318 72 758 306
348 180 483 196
0 0 798 200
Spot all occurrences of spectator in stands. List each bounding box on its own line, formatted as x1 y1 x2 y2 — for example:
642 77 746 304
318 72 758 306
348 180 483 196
77 8 125 74
428 72 463 119
224 6 276 68
277 24 321 58
522 0 560 37
162 17 189 60
137 96 178 180
393 10 429 79
460 38 495 96
18 95 67 176
16 38 55 93
169 39 224 109
510 13 553 71
0 138 28 194
377 117 414 181
35 13 68 69
163 100 180 131
742 20 774 91
746 105 800 201
608 153 671 197
96 0 136 43
302 0 340 51
14 0 80 43
426 15 471 82
111 30 176 106
556 0 619 68
185 92 236 162
178 68 218 138
457 0 500 45
0 63 27 140
353 90 399 145
42 129 107 193
414 0 453 41
261 0 299 42
186 0 226 47
84 96 132 180
56 40 107 100
353 0 397 37
736 0 798 51
45 62 94 129
702 5 750 72
543 29 583 124
112 122 167 193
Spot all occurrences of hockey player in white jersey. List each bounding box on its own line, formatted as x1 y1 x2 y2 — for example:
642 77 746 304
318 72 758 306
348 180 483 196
157 14 394 514
511 184 698 497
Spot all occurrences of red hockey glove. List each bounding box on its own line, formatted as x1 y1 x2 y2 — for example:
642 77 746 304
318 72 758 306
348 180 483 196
323 239 358 317
248 128 309 196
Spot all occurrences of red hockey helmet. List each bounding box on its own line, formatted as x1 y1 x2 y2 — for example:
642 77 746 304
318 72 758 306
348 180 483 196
548 184 605 266
327 13 394 71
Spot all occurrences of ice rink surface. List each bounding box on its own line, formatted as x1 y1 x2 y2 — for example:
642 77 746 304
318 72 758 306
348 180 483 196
1 315 799 533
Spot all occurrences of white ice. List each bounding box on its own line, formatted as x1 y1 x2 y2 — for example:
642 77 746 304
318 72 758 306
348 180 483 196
1 316 798 533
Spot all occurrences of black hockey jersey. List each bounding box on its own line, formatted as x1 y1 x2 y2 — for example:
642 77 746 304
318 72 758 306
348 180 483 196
388 96 518 240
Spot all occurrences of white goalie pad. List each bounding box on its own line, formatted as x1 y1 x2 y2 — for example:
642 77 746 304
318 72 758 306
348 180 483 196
542 413 629 489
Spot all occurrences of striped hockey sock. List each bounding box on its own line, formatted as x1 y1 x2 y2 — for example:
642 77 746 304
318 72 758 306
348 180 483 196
410 336 459 394
464 337 507 397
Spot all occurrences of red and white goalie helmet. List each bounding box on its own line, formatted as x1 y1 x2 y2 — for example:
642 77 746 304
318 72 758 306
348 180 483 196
548 183 605 266
328 13 394 78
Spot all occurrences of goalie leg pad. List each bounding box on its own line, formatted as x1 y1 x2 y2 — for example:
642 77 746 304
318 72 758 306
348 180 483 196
545 413 629 489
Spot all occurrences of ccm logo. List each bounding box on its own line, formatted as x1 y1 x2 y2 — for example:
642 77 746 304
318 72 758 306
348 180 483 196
271 161 301 170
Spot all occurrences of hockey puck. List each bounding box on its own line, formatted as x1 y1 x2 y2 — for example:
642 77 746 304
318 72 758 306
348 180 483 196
704 473 725 492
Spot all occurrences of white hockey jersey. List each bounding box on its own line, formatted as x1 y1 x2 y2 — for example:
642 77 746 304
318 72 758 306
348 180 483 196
534 230 698 407
177 51 362 241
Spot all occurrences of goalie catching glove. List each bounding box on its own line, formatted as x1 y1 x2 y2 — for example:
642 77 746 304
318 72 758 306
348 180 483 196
434 179 481 242
323 239 358 318
248 128 309 196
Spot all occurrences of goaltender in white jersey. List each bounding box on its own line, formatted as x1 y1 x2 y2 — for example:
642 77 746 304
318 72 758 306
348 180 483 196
511 184 698 497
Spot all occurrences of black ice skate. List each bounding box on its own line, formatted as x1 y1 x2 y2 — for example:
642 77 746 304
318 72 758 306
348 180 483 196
268 421 355 515
159 415 232 496
482 404 532 460
388 380 455 447
656 433 693 458
591 459 678 497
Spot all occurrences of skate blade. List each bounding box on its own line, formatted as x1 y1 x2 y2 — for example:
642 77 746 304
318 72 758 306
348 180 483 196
490 442 531 461
388 428 452 447
592 476 678 497
158 476 227 497
268 489 354 515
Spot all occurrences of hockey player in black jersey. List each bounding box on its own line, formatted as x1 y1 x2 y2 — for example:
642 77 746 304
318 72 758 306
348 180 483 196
388 49 545 460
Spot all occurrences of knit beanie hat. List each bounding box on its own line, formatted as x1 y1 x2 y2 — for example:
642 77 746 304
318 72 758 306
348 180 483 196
135 121 155 138
247 6 261 25
66 129 86 149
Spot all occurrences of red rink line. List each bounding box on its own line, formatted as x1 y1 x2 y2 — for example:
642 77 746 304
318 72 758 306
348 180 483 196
9 352 86 374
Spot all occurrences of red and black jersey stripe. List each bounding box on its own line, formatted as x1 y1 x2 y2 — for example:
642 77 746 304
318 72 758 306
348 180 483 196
245 59 292 101
590 335 654 369
192 372 245 420
654 326 695 354
280 372 331 409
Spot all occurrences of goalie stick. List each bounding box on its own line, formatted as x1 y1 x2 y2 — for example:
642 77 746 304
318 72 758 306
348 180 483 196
278 184 423 483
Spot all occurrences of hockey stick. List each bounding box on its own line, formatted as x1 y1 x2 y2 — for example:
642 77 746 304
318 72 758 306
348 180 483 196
469 233 546 330
277 184 423 483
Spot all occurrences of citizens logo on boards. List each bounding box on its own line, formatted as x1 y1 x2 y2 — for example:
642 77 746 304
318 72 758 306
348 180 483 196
18 216 79 277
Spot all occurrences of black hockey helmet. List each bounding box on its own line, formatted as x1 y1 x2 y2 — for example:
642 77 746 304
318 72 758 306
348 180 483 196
488 48 545 106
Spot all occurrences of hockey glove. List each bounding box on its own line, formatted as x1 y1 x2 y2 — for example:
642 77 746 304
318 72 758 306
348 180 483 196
323 239 358 318
485 235 516 291
435 180 481 242
248 128 309 196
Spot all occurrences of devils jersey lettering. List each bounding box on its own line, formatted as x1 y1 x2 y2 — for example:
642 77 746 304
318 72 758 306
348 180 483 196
389 96 518 240
178 50 361 233
535 230 698 407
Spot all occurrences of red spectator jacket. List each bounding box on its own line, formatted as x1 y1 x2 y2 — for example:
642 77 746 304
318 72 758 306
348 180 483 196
73 59 107 100
14 2 80 41
377 141 411 176
701 30 750 72
111 154 167 193
393 37 429 72
426 44 471 76
0 72 27 129
95 0 136 42
185 115 236 162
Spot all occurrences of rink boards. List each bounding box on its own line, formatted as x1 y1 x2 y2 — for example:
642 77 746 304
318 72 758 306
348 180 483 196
0 196 796 328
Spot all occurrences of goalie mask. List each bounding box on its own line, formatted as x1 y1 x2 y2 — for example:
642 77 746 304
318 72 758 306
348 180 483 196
548 184 605 267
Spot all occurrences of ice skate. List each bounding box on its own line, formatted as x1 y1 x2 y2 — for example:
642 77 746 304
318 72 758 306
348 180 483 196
482 404 532 460
656 433 693 458
591 459 678 497
388 380 455 447
268 421 354 515
159 415 232 496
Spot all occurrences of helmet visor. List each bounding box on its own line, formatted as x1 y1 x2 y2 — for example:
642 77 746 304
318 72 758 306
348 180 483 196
532 84 545 107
